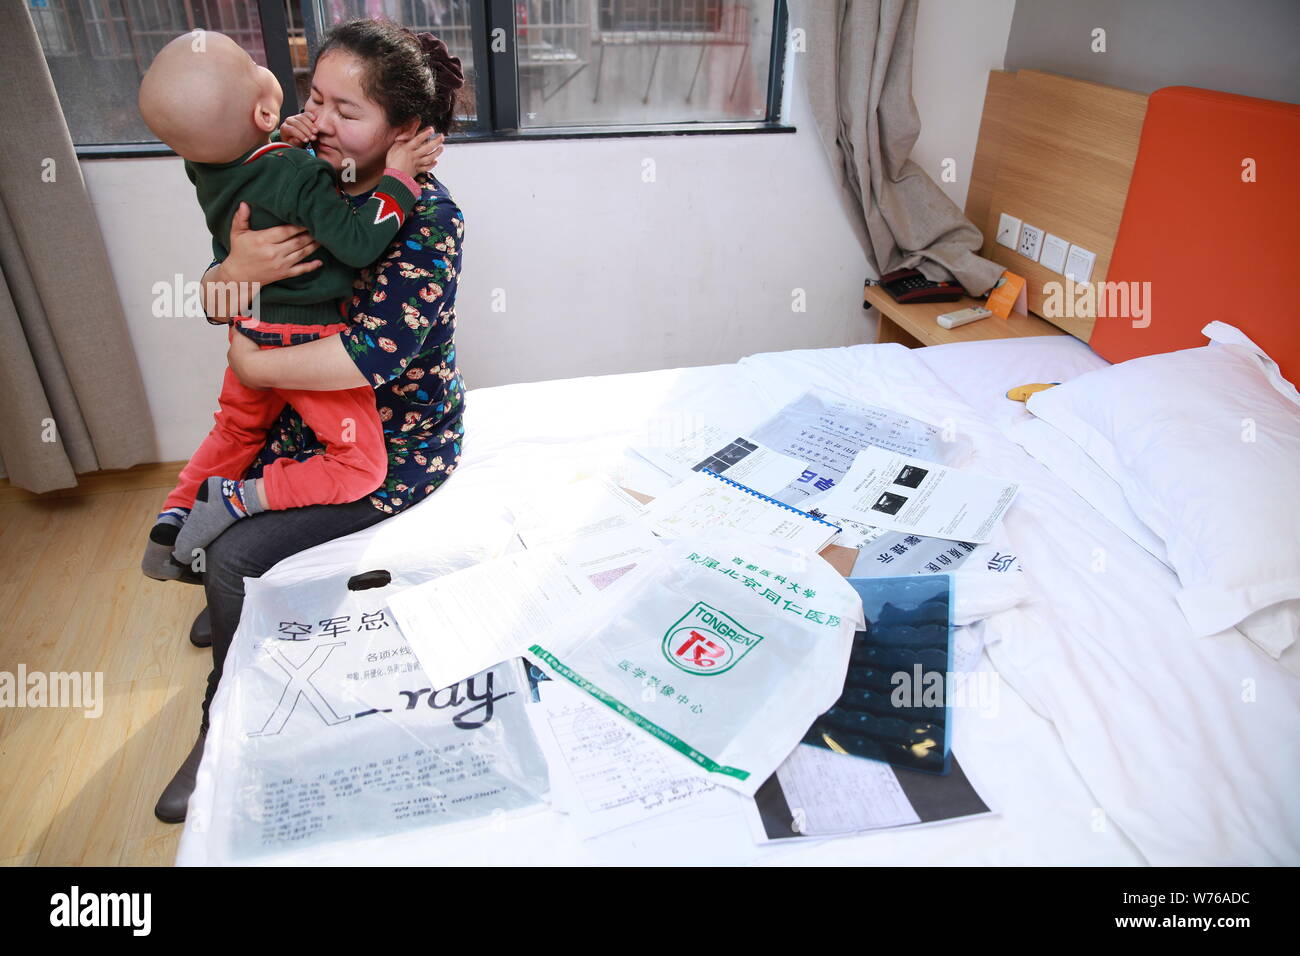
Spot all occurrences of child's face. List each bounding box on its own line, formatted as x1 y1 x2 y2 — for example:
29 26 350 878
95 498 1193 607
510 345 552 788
304 51 401 179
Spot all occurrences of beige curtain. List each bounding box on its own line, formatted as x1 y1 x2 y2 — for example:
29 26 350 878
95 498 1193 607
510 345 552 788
795 0 1003 295
0 5 155 492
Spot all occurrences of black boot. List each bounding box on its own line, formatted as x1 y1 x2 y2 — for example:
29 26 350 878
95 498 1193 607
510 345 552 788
154 729 207 824
189 606 212 648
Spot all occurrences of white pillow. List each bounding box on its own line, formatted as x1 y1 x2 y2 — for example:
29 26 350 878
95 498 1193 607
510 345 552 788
1006 417 1171 568
1237 599 1300 669
1026 322 1300 650
1274 603 1300 676
1012 408 1296 670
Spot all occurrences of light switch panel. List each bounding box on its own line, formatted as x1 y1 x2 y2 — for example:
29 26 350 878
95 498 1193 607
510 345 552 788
996 213 1022 250
1064 244 1097 283
1040 233 1069 273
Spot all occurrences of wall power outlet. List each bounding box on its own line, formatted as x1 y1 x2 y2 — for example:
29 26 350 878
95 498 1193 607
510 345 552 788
1018 223 1045 261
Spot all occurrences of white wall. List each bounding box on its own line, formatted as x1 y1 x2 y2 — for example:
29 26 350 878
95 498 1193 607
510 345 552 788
911 0 1017 212
1005 0 1300 103
82 3 1013 463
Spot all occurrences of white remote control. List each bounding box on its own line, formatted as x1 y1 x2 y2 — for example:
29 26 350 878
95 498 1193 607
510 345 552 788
937 306 992 329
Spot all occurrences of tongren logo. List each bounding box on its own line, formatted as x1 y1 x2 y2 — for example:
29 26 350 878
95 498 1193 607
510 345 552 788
663 602 764 676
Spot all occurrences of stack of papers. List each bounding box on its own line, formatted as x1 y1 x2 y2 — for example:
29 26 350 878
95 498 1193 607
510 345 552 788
387 477 661 689
380 394 1012 849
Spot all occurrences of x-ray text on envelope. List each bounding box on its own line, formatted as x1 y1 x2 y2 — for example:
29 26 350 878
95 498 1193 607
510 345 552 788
199 571 550 863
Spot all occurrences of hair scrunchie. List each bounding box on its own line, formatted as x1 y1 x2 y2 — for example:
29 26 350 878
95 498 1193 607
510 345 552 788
409 30 464 93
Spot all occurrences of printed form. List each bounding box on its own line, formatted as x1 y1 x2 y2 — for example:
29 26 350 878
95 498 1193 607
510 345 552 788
630 422 809 497
640 470 840 553
816 446 1018 544
389 478 662 688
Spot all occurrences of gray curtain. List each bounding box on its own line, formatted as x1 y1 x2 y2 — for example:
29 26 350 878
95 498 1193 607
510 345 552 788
796 0 1003 295
0 4 155 492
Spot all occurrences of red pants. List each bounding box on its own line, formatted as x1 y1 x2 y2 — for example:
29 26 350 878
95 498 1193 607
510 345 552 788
164 365 386 513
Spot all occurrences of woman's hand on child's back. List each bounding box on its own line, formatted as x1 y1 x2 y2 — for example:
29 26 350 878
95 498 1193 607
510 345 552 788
204 203 324 321
385 128 444 180
279 112 318 148
226 201 323 286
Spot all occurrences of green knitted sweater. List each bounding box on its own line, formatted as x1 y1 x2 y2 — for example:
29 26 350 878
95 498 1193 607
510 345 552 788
185 138 419 327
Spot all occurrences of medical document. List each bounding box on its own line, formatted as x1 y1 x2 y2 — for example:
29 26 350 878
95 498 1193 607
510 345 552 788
182 573 550 864
749 389 963 507
747 389 982 567
746 745 993 843
815 447 1018 544
630 422 809 497
509 475 648 550
525 680 734 839
639 469 841 553
388 523 661 689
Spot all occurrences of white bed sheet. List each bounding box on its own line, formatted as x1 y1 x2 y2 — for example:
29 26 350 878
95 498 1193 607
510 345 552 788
913 333 1111 432
178 336 1298 866
898 337 1300 864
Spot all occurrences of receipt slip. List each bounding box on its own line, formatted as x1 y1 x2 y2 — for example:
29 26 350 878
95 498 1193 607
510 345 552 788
815 446 1018 544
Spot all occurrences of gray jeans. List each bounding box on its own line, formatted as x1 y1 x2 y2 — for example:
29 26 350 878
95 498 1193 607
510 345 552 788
198 497 392 733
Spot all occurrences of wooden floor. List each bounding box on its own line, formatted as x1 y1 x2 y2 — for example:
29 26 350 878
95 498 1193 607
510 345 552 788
0 463 209 866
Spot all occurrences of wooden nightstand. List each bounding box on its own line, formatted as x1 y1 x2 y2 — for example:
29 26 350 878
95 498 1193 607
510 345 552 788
863 282 1065 348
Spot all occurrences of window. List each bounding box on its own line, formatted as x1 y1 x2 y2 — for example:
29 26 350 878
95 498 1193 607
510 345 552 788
32 0 274 146
31 0 788 154
292 0 482 131
514 0 777 128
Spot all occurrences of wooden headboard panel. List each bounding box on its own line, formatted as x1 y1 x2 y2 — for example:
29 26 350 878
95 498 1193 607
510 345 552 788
965 70 1147 340
1089 86 1300 382
966 71 1300 379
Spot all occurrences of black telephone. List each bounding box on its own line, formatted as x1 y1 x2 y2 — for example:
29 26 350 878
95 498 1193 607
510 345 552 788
873 267 965 304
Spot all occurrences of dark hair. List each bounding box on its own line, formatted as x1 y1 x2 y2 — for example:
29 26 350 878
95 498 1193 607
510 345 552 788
315 19 471 136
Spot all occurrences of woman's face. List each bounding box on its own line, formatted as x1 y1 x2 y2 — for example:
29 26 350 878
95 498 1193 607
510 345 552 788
304 50 409 180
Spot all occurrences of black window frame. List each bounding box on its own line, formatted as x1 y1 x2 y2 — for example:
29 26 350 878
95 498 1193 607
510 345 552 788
74 0 792 159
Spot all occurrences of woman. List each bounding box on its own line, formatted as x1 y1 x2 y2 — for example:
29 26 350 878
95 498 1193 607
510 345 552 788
154 19 469 823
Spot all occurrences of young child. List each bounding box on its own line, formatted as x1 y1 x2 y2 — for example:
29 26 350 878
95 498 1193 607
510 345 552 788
137 30 439 579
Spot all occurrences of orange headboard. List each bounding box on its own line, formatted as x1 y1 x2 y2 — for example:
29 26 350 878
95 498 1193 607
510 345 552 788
1090 86 1300 383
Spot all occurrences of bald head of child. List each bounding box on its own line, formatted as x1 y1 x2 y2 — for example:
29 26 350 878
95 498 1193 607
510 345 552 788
139 30 283 164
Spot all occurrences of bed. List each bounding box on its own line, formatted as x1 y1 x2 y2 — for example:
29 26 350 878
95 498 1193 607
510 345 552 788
175 332 1298 866
176 82 1300 866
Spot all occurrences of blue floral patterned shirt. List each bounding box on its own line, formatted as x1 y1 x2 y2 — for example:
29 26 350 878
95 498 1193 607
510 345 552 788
244 174 466 514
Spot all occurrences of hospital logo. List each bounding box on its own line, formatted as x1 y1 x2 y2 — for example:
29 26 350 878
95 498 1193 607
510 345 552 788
663 602 763 676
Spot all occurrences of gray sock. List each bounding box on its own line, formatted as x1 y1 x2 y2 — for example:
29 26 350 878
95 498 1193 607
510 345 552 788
172 477 265 569
141 507 190 581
